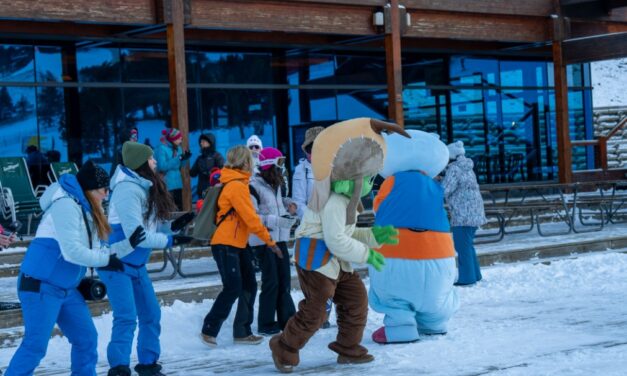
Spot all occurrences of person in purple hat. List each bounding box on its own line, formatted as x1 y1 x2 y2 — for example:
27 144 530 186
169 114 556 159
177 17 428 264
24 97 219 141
249 147 298 335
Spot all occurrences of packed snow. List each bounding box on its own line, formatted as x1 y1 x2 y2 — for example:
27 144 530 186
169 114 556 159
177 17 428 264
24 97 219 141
1 251 626 375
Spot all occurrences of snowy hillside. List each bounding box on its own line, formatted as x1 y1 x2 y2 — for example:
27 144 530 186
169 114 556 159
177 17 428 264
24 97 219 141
591 58 627 108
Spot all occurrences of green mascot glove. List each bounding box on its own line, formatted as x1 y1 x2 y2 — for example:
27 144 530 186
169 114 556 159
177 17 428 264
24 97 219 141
367 249 386 272
372 225 400 245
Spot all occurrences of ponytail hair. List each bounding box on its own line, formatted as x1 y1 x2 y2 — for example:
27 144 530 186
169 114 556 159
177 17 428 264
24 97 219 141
85 190 112 240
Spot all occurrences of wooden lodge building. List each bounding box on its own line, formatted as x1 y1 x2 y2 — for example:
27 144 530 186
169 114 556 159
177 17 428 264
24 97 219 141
0 0 626 209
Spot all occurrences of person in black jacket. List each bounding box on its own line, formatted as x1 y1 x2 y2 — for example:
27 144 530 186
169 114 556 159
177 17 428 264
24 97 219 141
190 133 225 198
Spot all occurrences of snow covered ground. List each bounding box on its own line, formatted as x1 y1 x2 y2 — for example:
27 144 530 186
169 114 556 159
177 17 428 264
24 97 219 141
1 251 626 375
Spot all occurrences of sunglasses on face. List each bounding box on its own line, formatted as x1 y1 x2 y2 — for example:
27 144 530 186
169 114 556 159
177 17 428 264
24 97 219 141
249 145 261 150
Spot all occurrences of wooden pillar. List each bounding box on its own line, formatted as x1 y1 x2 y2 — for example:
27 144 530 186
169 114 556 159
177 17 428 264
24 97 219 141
551 14 573 183
384 0 404 127
166 0 191 210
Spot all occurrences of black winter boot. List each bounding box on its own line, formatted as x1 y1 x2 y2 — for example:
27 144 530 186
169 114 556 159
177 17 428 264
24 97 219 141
108 365 131 376
134 363 165 376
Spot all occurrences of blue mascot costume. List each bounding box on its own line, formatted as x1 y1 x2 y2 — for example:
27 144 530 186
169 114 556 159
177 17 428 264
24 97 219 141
369 130 460 344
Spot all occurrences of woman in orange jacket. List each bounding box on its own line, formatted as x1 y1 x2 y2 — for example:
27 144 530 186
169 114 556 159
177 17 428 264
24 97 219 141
200 145 281 348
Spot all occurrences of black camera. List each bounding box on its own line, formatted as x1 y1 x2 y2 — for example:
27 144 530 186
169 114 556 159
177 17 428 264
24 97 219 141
2 220 22 236
78 277 107 301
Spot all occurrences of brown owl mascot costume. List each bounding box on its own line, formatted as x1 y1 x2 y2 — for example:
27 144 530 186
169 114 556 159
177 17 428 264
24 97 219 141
269 118 409 373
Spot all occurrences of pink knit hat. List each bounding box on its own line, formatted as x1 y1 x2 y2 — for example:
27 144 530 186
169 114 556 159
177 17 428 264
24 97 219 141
162 128 182 143
258 147 285 171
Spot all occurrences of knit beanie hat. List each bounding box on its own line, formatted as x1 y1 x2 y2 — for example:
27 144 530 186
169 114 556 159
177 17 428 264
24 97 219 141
258 147 284 171
209 168 221 187
76 160 110 191
447 141 465 160
246 135 262 149
302 126 324 153
162 128 182 143
122 141 153 170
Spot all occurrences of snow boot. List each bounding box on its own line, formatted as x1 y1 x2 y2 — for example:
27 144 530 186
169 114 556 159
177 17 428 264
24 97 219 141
372 326 419 345
107 365 131 376
269 335 298 373
328 342 374 364
134 363 165 376
234 334 263 345
200 333 217 348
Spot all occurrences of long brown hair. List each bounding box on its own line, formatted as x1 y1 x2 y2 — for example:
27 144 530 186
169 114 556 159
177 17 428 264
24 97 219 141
259 166 284 191
135 162 177 221
85 190 112 240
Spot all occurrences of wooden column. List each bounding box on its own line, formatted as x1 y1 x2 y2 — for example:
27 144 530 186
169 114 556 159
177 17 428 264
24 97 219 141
166 0 191 210
551 14 573 183
384 0 404 127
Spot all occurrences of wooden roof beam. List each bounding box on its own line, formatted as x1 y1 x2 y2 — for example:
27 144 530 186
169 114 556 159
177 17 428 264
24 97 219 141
563 31 627 62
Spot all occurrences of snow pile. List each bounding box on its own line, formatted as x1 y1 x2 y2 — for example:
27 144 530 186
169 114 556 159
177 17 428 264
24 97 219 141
591 58 627 108
1 251 627 375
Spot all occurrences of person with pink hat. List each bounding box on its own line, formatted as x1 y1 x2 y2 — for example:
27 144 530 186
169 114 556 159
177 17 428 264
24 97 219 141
154 128 192 210
249 147 298 335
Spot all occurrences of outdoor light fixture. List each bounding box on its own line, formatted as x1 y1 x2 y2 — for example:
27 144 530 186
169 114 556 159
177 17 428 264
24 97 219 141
373 4 411 34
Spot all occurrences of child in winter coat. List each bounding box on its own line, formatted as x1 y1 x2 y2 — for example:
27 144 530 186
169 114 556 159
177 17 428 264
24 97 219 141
201 145 282 347
249 147 298 335
103 142 193 376
441 141 487 285
154 128 192 209
6 161 145 376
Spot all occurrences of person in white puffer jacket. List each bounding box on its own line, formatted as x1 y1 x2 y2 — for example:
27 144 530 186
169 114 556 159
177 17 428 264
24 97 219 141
249 147 298 335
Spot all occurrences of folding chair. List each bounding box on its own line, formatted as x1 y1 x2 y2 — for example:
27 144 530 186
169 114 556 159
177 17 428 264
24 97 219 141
48 162 79 182
0 157 43 235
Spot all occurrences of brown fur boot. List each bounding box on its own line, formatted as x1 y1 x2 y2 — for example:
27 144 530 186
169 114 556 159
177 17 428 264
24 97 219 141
269 335 299 373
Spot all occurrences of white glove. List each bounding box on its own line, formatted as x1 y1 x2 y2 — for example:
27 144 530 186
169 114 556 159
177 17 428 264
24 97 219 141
277 216 297 229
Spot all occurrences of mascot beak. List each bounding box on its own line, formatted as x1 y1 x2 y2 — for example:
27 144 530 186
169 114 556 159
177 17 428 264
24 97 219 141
370 119 411 138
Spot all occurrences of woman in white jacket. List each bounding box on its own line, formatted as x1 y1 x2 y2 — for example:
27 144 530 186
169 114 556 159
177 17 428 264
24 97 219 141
6 161 145 376
249 147 298 335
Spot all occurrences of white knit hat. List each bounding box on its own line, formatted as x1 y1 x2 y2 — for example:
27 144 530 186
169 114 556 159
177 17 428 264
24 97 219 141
247 135 262 149
447 141 465 160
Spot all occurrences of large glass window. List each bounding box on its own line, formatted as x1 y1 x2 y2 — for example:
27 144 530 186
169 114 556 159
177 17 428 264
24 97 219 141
0 44 34 83
77 48 121 82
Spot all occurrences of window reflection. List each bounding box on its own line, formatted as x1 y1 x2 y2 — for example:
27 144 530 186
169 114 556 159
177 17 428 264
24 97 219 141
0 86 37 155
77 48 121 82
122 49 168 83
0 45 34 82
35 46 62 83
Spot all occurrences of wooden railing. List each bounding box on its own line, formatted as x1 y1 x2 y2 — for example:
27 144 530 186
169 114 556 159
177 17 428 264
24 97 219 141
572 117 627 172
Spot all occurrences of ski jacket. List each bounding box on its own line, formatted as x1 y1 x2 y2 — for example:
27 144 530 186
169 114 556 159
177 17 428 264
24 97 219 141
20 174 131 289
155 143 187 191
108 165 171 266
292 158 314 218
441 156 487 227
210 168 275 248
248 174 294 246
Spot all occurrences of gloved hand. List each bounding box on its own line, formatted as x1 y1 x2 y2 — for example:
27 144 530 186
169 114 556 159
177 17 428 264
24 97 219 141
277 215 298 229
179 150 192 161
129 225 147 249
101 254 124 272
269 244 283 259
372 225 399 245
171 211 196 232
169 235 194 247
367 249 385 272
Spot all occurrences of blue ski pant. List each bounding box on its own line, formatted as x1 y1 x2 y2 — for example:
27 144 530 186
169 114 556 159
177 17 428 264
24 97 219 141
451 226 482 285
6 279 98 376
98 265 161 368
